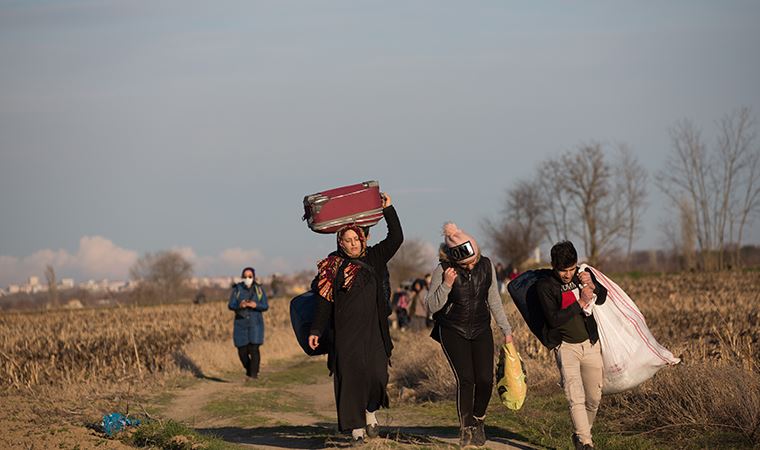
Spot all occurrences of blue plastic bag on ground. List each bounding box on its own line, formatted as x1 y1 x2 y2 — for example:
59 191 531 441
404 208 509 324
102 412 141 436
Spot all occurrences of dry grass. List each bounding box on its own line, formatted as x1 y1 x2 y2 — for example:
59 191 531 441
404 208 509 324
0 295 305 450
602 271 760 445
0 297 294 390
388 330 455 402
2 272 758 446
607 363 760 445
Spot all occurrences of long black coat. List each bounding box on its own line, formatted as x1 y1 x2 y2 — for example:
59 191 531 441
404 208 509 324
310 205 403 431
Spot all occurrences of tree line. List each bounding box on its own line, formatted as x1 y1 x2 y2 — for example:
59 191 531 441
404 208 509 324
485 107 760 271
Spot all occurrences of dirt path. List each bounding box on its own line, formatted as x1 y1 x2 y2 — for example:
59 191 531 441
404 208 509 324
156 356 540 450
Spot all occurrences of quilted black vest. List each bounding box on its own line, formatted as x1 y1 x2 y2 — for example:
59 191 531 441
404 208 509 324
433 256 493 339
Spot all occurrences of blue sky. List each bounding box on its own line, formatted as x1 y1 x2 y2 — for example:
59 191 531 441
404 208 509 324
1 1 759 285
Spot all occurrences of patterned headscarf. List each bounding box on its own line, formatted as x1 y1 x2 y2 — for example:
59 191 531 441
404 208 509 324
317 224 367 302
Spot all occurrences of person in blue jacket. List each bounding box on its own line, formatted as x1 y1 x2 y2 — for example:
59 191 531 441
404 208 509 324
228 266 268 379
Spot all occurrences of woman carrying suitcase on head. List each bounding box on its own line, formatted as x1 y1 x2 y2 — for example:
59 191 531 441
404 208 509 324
426 223 515 449
307 192 402 446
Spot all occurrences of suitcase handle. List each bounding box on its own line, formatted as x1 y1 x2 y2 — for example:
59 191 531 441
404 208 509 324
302 195 329 220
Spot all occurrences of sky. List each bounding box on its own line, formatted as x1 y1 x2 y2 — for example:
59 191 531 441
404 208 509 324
1 1 760 286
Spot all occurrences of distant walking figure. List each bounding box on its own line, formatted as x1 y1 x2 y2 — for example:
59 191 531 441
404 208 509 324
228 267 268 379
409 278 429 332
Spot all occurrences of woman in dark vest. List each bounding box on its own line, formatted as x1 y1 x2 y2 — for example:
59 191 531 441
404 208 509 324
308 193 402 446
426 223 514 449
228 266 268 379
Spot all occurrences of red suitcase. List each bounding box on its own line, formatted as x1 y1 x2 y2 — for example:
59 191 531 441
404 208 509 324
303 181 384 233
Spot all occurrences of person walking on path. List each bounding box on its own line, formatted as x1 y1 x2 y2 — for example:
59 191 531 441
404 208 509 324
228 267 269 379
426 222 514 449
536 241 607 450
393 285 411 330
308 193 403 446
408 278 429 332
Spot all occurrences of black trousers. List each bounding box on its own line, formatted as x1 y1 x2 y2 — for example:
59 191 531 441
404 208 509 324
237 343 261 378
439 326 494 427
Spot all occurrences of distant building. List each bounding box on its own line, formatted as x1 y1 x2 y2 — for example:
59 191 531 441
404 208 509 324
60 278 75 289
7 285 20 294
188 276 237 289
31 284 45 294
107 281 127 292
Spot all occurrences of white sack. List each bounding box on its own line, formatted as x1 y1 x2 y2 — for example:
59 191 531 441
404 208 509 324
582 265 680 394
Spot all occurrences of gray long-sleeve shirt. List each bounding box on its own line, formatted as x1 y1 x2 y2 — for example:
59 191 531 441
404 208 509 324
425 260 512 337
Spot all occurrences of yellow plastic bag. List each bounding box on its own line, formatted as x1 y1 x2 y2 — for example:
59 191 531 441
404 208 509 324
496 342 527 410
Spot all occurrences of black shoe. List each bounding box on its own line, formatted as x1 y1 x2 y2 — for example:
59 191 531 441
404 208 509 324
471 418 486 447
350 435 367 447
365 423 379 439
460 426 476 448
572 433 583 450
572 434 595 450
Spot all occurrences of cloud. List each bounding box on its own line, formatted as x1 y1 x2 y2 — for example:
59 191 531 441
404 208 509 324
218 248 265 267
0 236 137 286
75 236 139 280
182 247 266 277
0 237 284 287
170 246 202 265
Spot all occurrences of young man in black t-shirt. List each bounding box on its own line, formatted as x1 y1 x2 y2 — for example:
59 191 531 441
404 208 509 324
536 241 607 450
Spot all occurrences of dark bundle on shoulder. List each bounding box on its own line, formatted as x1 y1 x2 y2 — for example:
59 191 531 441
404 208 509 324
507 269 554 348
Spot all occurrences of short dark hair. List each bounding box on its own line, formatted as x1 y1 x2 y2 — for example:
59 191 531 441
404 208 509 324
550 241 577 269
241 267 255 277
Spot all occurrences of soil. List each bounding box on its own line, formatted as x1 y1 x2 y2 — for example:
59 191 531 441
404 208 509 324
0 391 134 450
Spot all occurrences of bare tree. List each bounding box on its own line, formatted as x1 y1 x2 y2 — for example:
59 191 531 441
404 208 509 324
656 119 715 268
44 265 58 307
488 143 647 267
483 220 532 270
657 107 760 269
130 251 194 304
387 239 436 289
718 107 760 268
679 197 697 270
537 157 574 244
483 180 545 269
616 145 648 268
561 143 627 265
662 197 697 271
